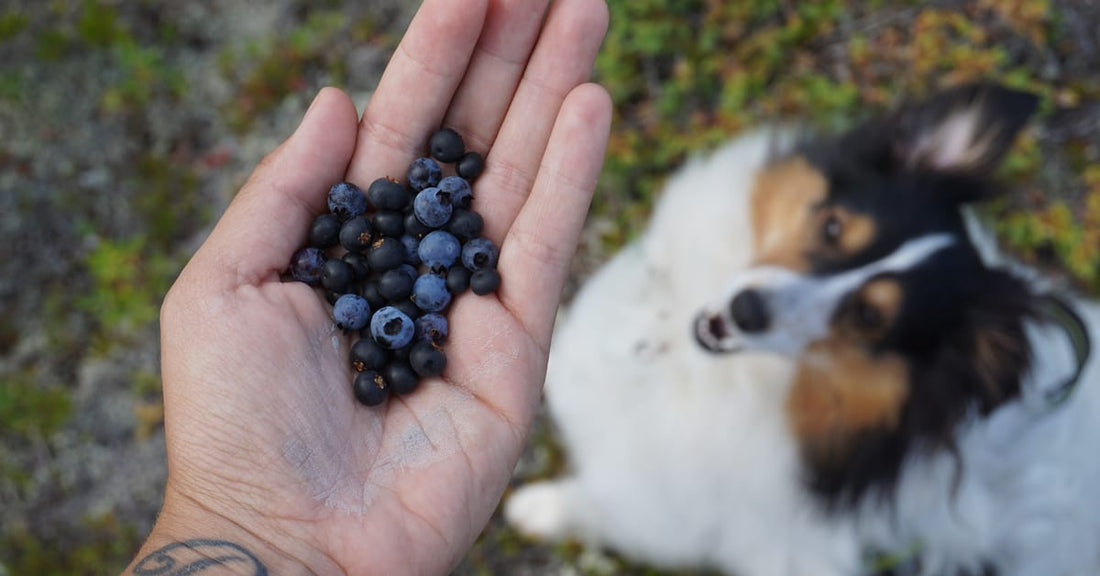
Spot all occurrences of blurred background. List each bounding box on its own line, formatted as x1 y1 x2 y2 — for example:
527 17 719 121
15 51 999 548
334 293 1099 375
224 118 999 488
1 0 1098 574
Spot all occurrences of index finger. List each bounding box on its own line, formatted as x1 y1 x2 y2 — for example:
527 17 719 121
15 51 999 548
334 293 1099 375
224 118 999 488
346 0 489 185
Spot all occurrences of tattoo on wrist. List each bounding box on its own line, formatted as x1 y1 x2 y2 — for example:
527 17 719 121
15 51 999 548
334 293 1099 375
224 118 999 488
133 539 268 575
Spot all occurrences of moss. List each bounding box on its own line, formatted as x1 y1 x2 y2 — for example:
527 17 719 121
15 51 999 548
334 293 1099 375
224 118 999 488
0 513 141 576
0 367 72 441
0 9 28 43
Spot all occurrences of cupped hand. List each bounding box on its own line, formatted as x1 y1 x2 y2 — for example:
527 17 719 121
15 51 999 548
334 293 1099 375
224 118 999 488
133 0 611 574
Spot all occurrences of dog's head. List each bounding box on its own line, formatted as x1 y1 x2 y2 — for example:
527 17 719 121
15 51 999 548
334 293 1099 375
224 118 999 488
695 83 1041 502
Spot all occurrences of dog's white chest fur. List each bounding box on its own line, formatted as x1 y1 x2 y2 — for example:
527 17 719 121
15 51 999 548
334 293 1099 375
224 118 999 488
506 130 1100 576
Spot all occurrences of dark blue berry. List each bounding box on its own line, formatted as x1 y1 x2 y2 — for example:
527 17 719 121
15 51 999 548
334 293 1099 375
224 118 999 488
404 212 431 239
333 294 371 331
470 268 501 296
367 237 406 271
290 247 326 285
412 273 451 312
350 337 389 372
353 370 388 406
446 209 483 241
370 305 416 349
462 237 500 271
327 182 368 221
407 157 442 191
361 280 387 311
415 313 449 343
383 362 420 395
392 298 423 321
400 235 421 265
309 213 341 248
368 177 410 211
378 268 415 301
339 215 374 253
321 259 355 294
429 128 465 163
342 252 371 281
414 187 453 228
417 230 461 270
446 265 471 294
372 210 405 238
410 340 447 378
439 176 472 210
456 152 485 181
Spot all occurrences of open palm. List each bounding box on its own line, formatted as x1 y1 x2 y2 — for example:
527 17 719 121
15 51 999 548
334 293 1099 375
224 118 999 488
145 0 610 574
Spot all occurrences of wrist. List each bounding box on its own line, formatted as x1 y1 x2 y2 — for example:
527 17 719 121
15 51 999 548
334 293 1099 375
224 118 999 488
124 482 340 576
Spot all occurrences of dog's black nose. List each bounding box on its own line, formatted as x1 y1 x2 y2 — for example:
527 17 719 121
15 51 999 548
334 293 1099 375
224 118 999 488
730 289 770 333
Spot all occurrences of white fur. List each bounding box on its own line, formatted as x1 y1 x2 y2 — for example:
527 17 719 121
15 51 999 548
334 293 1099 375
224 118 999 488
505 130 1100 575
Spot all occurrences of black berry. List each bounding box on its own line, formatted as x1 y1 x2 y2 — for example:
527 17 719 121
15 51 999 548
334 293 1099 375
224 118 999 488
470 268 501 295
353 370 389 407
309 213 341 248
410 340 447 378
339 215 374 253
429 128 465 163
456 151 485 181
384 362 420 395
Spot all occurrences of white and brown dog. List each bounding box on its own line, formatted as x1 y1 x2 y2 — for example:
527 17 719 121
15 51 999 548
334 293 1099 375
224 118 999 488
505 83 1100 576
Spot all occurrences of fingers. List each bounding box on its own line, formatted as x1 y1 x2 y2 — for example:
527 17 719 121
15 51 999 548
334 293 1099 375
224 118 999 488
188 87 359 290
442 0 552 153
498 83 612 350
345 0 489 186
474 0 610 245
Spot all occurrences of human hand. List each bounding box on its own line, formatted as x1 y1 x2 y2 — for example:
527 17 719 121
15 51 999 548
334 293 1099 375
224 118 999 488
126 0 611 574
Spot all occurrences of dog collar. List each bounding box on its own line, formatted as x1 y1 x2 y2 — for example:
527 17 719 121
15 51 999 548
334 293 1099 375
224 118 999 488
1040 294 1091 408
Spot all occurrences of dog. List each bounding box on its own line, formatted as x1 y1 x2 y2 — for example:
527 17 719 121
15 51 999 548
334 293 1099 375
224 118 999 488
504 83 1100 576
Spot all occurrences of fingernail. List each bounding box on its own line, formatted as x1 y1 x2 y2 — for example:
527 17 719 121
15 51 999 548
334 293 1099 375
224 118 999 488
302 88 327 123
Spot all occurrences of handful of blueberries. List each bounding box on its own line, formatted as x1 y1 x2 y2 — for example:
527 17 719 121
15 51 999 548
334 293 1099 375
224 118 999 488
286 128 501 407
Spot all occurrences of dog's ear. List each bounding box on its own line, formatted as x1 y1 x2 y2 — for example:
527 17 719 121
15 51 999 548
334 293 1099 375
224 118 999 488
891 83 1039 175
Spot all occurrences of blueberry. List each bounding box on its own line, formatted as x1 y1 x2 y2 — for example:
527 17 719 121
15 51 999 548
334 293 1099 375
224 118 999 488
333 294 371 331
327 181 368 221
404 212 432 239
446 265 471 294
412 273 452 312
309 213 341 248
342 252 371 281
414 187 453 228
353 370 389 407
438 176 473 210
392 298 423 321
470 268 501 296
289 247 326 285
378 268 415 301
361 280 387 311
370 305 416 349
340 215 374 253
383 362 420 395
368 177 410 211
456 151 485 181
367 237 406 272
350 337 389 372
418 230 461 270
462 237 500 271
391 343 413 363
429 128 465 163
410 340 447 378
400 234 421 265
407 157 442 191
446 209 483 241
372 210 405 238
415 313 449 343
321 259 355 294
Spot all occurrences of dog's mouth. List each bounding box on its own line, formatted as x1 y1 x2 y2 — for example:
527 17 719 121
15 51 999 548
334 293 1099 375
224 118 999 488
693 312 742 354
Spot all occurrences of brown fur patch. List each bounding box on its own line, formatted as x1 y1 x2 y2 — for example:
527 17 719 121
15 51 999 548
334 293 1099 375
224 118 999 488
750 157 879 269
787 340 910 459
750 156 828 270
972 328 1024 402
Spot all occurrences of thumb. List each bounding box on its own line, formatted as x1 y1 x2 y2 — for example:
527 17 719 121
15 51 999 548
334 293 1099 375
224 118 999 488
191 87 360 289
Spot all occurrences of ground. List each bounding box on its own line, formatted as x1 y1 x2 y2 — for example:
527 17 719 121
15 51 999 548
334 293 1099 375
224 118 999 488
0 1 1098 574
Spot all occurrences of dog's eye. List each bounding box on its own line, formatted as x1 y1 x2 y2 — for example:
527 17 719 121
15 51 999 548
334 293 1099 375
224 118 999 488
854 299 883 332
822 214 843 246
